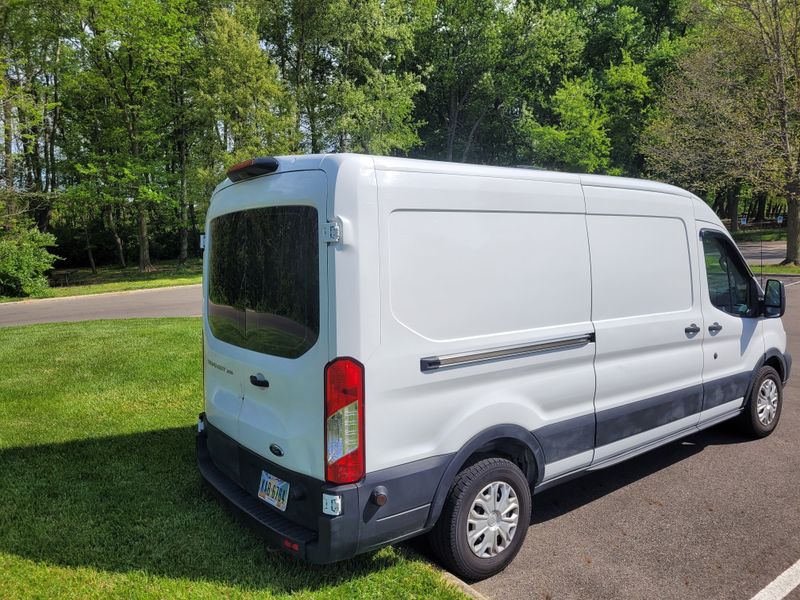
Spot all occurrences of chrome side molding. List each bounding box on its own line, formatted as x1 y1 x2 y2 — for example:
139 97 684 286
420 333 596 373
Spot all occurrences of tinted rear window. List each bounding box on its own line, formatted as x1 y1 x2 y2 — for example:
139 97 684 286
208 206 320 358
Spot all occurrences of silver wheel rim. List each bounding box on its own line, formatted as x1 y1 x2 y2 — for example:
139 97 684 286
756 378 779 426
467 481 519 558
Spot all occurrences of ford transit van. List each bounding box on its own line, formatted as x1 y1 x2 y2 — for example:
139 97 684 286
197 154 790 580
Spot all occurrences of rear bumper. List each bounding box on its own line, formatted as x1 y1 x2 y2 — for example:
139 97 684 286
196 414 450 563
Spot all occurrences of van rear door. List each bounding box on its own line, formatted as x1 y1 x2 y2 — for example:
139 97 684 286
204 170 329 480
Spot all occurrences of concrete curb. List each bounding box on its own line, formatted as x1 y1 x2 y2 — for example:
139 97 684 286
440 571 492 600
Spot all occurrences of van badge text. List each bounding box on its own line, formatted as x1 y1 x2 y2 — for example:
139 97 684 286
207 359 233 375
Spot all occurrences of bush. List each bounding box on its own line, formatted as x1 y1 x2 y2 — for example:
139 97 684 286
0 224 59 297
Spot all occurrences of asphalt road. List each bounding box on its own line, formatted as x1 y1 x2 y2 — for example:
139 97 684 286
471 283 800 600
0 284 202 327
739 240 787 264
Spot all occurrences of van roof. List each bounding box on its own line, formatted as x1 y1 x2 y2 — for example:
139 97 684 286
214 152 693 200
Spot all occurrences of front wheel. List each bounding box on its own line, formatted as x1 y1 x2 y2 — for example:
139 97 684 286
429 457 531 581
739 365 783 438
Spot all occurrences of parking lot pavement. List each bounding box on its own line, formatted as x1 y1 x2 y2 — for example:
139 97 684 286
473 285 800 600
0 284 202 327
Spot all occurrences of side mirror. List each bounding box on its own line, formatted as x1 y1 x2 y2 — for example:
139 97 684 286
763 279 786 318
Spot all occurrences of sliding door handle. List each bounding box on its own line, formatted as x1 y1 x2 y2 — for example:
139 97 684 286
684 324 700 336
708 322 723 334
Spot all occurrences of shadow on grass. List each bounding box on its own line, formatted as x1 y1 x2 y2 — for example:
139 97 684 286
0 426 404 593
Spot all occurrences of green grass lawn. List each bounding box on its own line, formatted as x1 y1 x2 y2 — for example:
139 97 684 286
748 263 800 275
730 228 787 242
0 259 203 303
0 318 463 599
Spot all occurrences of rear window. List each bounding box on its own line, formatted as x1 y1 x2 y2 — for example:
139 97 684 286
207 206 320 358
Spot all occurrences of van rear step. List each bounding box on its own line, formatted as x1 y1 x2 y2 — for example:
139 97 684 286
196 430 316 557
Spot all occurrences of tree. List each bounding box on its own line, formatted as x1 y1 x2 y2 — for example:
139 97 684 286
519 77 611 173
712 1 800 263
192 6 296 210
641 5 785 239
412 0 509 162
260 0 425 154
68 0 188 271
601 52 653 175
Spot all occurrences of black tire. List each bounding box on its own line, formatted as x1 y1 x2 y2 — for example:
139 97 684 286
739 365 783 438
429 457 531 581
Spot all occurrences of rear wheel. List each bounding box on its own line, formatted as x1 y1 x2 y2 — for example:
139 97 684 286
429 457 531 581
739 366 783 438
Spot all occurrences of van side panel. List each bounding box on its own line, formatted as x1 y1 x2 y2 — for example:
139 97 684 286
583 186 705 464
367 170 596 479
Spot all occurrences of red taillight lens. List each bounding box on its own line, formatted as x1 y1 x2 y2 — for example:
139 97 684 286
324 357 365 484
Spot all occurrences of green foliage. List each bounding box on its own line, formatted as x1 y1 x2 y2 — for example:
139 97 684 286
601 52 653 174
520 78 611 174
0 0 702 271
0 223 58 297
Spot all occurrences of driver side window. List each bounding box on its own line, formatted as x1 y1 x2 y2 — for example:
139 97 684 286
702 232 752 316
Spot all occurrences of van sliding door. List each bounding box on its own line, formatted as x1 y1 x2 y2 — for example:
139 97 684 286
585 187 704 465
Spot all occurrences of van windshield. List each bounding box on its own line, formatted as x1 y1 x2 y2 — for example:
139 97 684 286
207 206 320 359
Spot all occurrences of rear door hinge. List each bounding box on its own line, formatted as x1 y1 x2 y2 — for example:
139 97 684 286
322 220 342 244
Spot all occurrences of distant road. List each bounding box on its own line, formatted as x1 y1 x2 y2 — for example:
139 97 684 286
0 284 202 328
738 240 786 264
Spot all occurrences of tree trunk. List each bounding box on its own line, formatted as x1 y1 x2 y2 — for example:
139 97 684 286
3 93 13 216
755 191 767 223
106 205 126 267
84 223 97 275
48 40 61 194
189 201 198 257
727 186 739 232
783 183 800 265
446 92 458 162
138 205 153 272
178 140 188 265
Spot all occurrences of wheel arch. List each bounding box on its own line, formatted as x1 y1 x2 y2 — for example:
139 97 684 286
764 348 788 383
424 424 545 530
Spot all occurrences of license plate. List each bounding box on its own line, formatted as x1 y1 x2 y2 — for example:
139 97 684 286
257 471 290 512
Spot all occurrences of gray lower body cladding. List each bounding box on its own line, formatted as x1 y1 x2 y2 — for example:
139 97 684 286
197 416 450 563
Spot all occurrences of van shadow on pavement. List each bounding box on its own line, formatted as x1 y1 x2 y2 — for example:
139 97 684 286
0 427 402 593
529 423 752 525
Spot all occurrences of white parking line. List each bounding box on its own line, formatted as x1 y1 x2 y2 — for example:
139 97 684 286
750 558 800 600
785 280 800 287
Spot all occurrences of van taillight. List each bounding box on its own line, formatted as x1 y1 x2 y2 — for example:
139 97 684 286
324 357 364 484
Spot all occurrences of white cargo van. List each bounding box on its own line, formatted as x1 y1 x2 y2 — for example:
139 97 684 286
197 154 790 580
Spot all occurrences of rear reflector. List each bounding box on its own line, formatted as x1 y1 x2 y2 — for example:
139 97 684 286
324 357 365 484
226 157 279 182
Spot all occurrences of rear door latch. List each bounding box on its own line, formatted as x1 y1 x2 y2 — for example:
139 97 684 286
322 220 342 244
